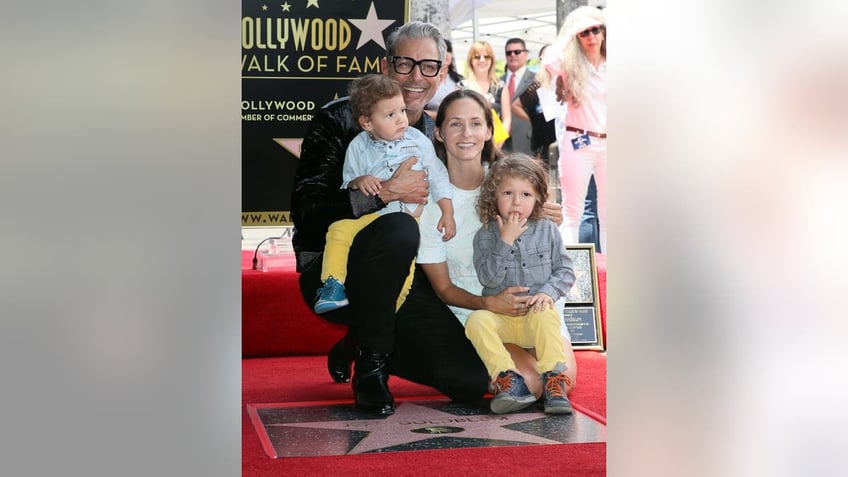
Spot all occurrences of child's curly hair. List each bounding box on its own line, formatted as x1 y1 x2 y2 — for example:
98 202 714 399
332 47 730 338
476 153 549 228
348 74 403 120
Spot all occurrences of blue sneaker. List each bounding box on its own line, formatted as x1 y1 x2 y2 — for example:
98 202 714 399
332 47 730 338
541 362 573 414
490 370 537 414
314 276 349 314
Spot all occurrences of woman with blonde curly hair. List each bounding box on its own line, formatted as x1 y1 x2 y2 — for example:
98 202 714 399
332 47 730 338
538 6 607 252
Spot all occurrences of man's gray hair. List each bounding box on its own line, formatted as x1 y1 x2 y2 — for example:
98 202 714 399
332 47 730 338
385 21 446 62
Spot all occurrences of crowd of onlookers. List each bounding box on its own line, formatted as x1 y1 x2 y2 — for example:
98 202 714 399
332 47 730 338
425 6 607 253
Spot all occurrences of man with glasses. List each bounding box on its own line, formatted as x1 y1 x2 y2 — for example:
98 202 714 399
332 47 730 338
292 21 490 415
498 37 535 154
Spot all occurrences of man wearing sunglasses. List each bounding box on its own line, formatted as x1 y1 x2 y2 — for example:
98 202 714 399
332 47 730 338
293 21 490 415
498 38 534 154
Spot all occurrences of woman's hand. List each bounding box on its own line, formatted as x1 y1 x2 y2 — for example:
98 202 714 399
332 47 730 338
484 285 531 316
541 202 563 225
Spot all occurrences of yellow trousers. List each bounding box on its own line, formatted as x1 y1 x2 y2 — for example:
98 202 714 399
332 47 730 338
322 212 415 311
464 307 568 379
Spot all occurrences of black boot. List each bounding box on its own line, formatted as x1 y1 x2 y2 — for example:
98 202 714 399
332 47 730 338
327 331 358 383
352 348 395 415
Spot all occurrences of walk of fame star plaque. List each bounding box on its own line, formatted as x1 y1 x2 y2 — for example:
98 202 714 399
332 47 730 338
247 398 606 458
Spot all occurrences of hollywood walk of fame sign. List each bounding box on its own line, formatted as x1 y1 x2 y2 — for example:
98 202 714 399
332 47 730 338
247 399 606 458
242 0 408 226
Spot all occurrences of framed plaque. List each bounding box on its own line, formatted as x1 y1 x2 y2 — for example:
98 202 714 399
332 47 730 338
556 244 604 350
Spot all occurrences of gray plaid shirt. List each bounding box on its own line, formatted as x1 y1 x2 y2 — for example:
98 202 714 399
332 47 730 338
473 218 575 300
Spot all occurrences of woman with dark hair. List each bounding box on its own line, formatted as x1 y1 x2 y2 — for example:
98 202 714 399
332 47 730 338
390 89 579 404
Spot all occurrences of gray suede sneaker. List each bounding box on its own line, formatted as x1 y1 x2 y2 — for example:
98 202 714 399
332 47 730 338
490 370 537 414
541 362 573 414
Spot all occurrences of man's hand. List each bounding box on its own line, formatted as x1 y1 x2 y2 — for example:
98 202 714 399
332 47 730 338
378 156 428 205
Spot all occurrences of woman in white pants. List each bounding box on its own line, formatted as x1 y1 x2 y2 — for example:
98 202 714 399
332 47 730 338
538 6 607 252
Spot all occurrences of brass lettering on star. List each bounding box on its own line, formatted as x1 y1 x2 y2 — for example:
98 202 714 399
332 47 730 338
410 426 464 434
399 416 507 425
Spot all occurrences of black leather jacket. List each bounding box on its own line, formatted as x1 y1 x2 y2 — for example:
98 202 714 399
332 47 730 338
291 97 435 272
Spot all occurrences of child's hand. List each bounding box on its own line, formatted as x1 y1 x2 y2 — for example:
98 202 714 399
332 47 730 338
496 212 528 245
352 175 382 196
438 214 456 241
526 292 554 312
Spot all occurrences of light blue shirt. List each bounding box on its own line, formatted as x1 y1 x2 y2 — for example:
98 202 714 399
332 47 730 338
342 128 451 215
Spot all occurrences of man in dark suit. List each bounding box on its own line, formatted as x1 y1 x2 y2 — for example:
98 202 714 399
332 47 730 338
497 37 535 154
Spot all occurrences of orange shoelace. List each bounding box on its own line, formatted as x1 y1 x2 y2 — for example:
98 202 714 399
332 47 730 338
544 372 567 398
492 373 514 393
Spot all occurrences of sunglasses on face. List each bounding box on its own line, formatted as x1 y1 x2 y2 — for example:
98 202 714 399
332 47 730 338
505 49 527 56
472 54 491 61
578 26 605 38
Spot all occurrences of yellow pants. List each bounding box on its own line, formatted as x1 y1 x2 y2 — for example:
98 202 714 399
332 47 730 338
322 212 415 311
464 307 567 379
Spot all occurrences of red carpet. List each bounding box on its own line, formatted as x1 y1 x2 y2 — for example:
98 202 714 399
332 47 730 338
242 354 606 476
242 250 606 476
241 251 606 357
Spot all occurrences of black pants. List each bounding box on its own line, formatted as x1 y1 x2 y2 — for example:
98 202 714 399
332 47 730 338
390 266 490 402
299 213 419 353
298 213 489 402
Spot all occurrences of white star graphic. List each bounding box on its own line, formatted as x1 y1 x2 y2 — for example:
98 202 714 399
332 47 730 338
348 2 395 50
281 2 291 12
275 402 561 454
306 0 319 8
261 4 268 11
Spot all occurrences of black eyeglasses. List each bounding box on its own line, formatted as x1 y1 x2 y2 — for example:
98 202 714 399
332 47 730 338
387 56 443 77
578 26 605 38
472 54 491 61
505 49 527 56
